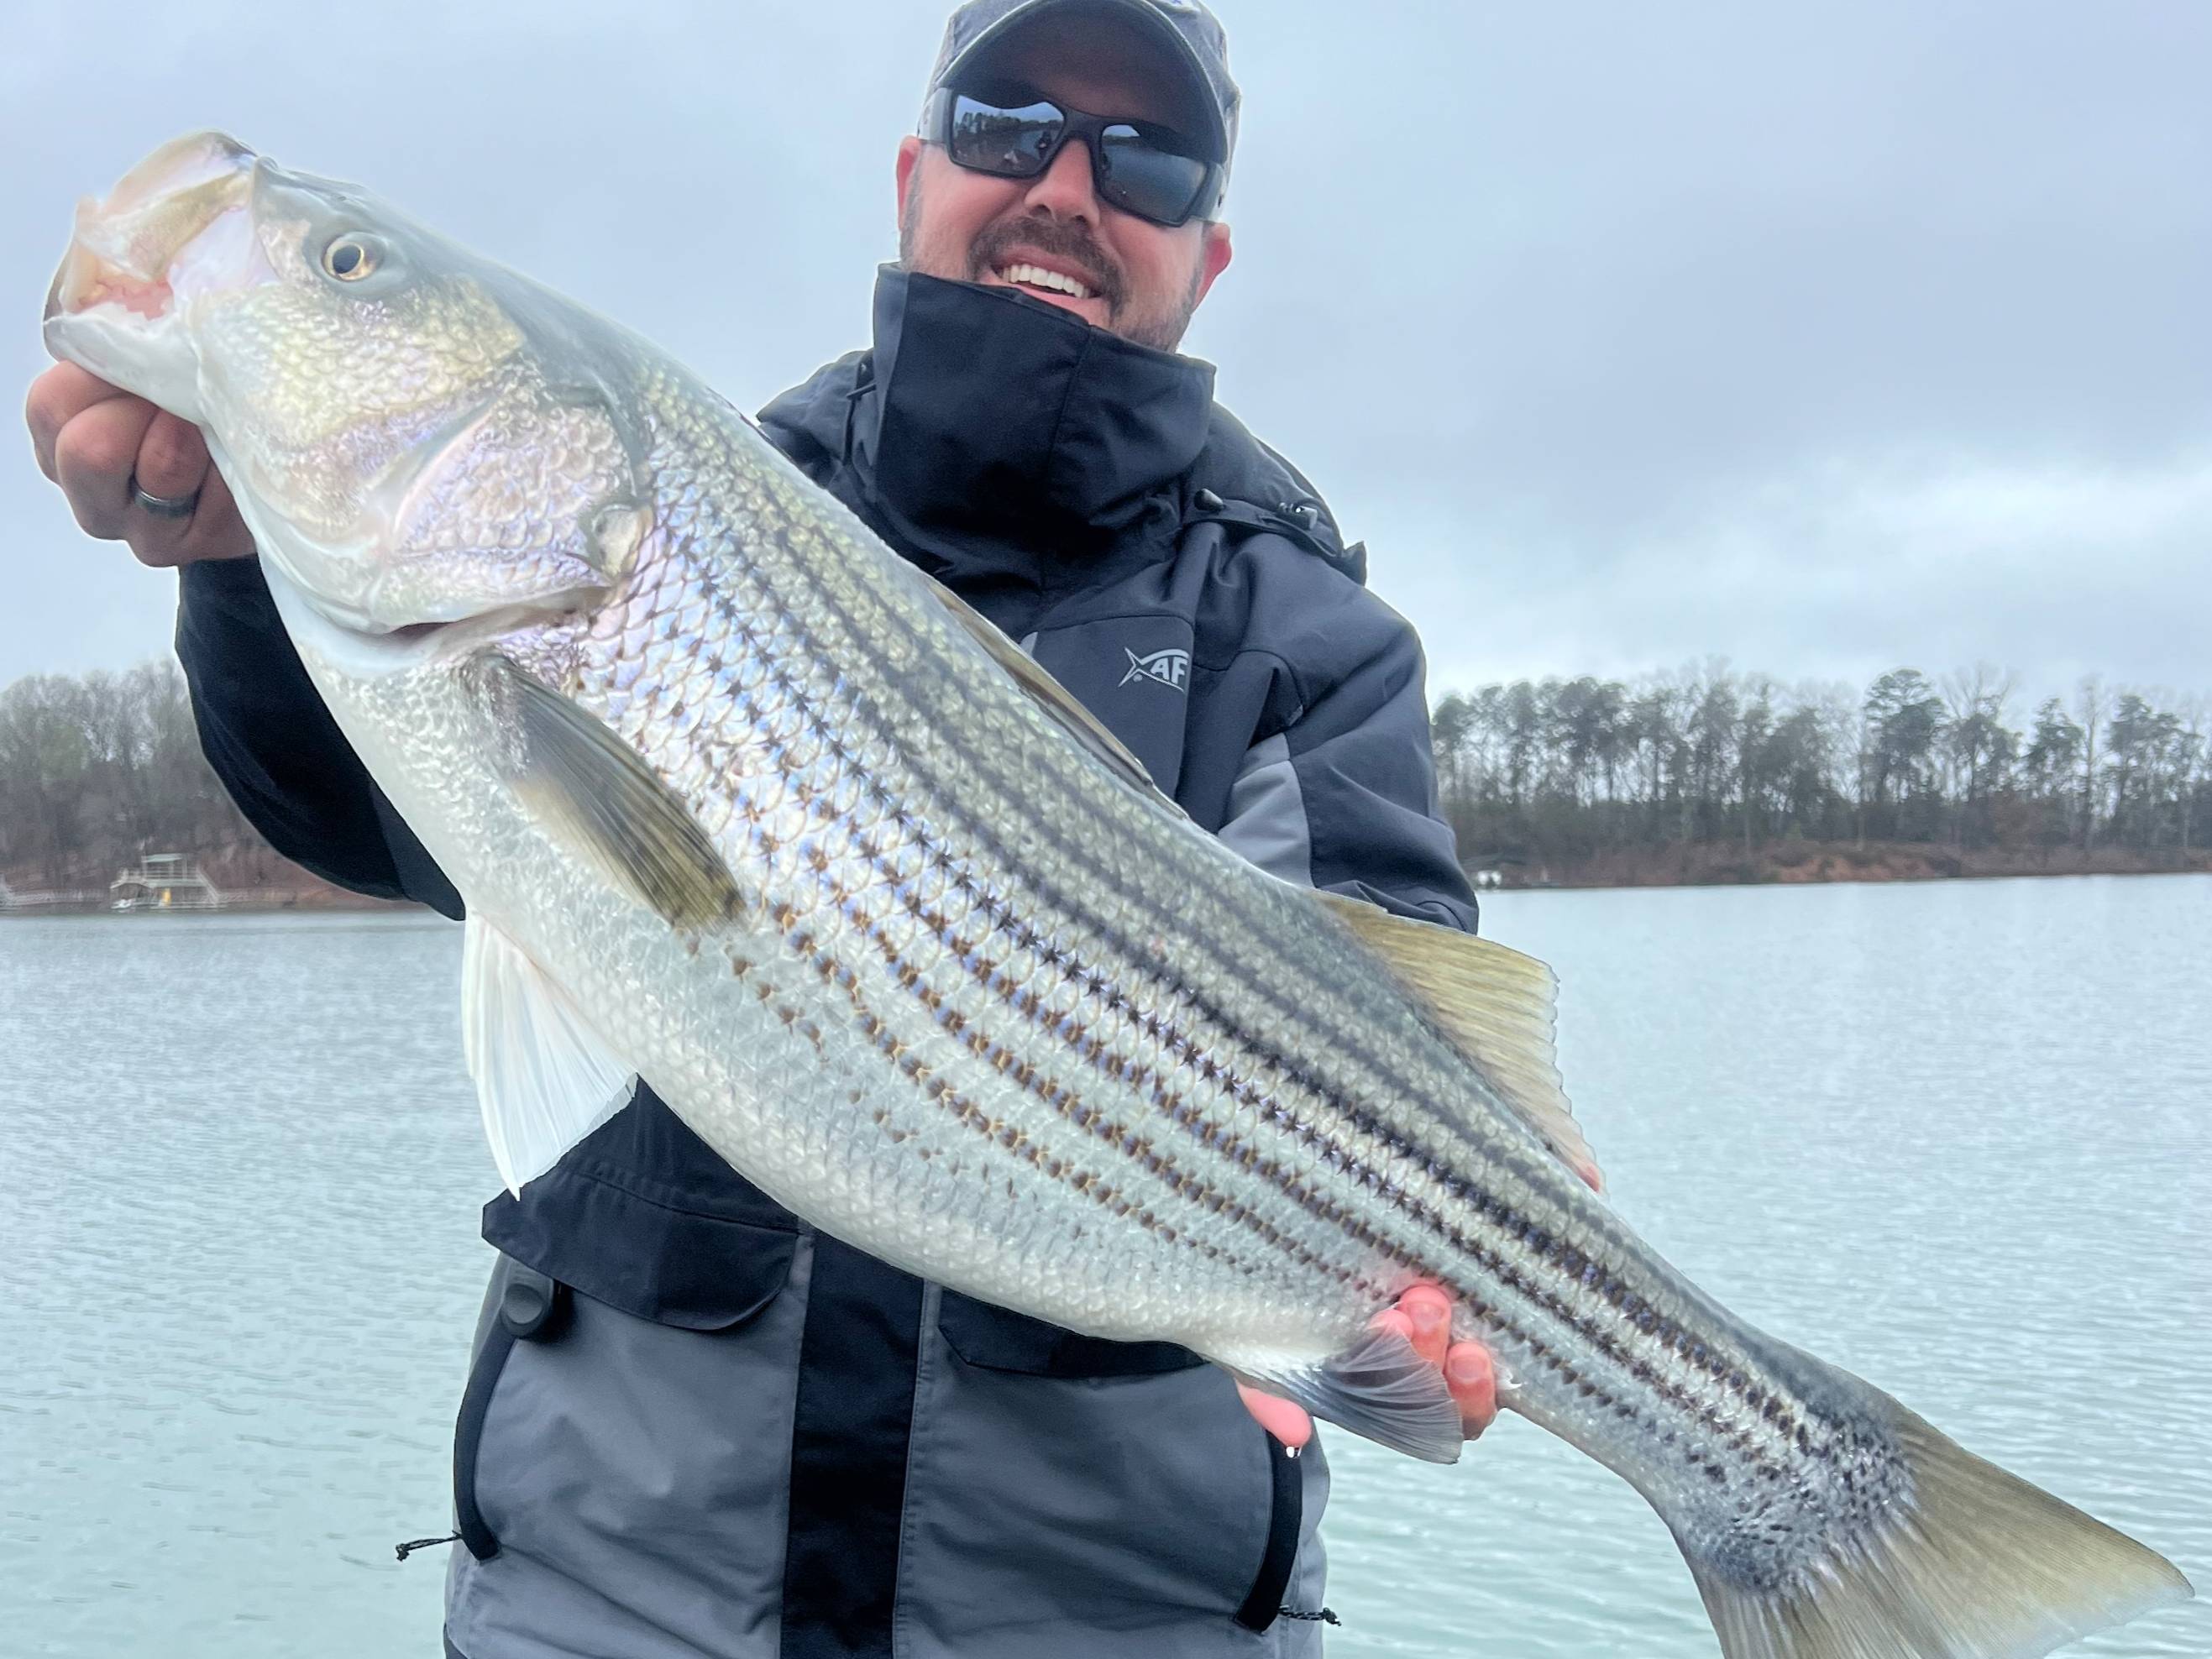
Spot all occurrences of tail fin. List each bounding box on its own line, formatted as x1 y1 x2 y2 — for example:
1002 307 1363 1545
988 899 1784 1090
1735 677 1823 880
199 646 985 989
1681 1395 2190 1658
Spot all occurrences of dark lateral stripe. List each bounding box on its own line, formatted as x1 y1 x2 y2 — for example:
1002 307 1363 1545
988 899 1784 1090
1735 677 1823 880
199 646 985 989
647 541 1460 1177
682 635 1792 1468
704 674 1746 1447
657 610 1787 1465
621 535 1564 1258
788 829 1777 1463
631 533 1802 1458
662 577 1516 1207
799 617 1813 1459
785 906 1382 1301
738 557 1675 1330
778 1231 924 1659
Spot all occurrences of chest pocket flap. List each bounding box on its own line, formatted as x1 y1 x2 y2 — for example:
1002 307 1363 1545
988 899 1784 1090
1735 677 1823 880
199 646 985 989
937 1290 1206 1377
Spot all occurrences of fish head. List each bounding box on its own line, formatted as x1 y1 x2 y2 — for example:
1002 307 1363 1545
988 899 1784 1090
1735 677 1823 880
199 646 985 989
46 133 647 651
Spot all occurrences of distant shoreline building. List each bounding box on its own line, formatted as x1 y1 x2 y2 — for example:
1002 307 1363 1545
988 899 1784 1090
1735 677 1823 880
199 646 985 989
107 854 225 913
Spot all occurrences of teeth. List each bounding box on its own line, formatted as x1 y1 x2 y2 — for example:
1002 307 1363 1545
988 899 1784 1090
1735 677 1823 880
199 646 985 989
999 262 1093 301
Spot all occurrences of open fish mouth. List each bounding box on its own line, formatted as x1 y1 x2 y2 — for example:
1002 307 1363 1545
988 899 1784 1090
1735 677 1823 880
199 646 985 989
43 131 267 411
45 131 258 321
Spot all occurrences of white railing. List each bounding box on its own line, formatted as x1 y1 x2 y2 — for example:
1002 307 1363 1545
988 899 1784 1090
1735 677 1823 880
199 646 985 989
108 855 225 910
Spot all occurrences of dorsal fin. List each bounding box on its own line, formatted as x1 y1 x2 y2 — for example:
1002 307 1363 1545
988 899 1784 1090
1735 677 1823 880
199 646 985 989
922 574 1186 820
1315 892 1602 1192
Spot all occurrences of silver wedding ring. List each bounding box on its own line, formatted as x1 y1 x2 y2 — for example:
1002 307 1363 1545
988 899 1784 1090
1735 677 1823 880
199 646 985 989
128 473 201 521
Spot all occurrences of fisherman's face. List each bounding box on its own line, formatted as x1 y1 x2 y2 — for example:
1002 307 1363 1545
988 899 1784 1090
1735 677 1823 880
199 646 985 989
896 15 1234 353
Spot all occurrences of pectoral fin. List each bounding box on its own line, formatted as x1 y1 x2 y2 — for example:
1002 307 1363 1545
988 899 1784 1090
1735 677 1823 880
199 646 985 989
478 655 747 930
462 914 637 1195
1316 892 1602 1191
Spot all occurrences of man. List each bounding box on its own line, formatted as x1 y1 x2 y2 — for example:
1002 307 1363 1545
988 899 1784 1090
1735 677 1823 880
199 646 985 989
25 3 1498 1653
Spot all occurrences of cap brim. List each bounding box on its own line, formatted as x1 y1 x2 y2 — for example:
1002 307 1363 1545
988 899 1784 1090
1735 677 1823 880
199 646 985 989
932 0 1229 166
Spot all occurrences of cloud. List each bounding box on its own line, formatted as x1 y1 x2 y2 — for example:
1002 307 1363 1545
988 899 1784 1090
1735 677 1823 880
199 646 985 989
1390 447 2212 700
4 0 2207 704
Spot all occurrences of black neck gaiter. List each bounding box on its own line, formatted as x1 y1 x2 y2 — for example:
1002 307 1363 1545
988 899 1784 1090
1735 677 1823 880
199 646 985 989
841 267 1216 615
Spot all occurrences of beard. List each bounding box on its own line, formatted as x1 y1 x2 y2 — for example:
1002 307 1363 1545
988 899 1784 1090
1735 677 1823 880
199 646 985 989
899 170 1204 353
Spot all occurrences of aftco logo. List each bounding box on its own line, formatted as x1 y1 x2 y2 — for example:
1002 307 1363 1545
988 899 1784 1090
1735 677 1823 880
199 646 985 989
1119 646 1191 693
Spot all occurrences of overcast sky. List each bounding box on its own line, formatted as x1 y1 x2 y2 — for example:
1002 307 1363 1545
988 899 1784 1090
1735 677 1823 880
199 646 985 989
5 0 2207 709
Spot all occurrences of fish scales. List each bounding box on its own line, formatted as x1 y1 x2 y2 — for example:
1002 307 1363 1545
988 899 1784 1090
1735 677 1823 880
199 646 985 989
614 397 1892 1562
335 370 1974 1551
43 133 2188 1658
610 382 1486 1318
584 373 1824 1482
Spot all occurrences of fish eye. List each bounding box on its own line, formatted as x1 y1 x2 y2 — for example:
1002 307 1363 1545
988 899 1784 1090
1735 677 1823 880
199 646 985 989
320 233 381 281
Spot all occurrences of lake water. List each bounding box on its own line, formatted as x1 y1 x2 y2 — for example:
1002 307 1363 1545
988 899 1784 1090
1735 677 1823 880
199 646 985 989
3 877 2206 1656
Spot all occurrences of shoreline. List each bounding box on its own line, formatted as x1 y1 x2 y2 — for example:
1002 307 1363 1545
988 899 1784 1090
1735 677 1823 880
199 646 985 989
9 844 2207 916
1467 840 2212 892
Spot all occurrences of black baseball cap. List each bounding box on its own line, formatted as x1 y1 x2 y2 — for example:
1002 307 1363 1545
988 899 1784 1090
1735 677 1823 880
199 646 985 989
921 0 1241 180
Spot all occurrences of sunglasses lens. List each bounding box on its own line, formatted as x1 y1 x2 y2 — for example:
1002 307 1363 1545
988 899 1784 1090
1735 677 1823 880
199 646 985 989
948 93 1063 177
1098 125 1209 225
941 92 1217 228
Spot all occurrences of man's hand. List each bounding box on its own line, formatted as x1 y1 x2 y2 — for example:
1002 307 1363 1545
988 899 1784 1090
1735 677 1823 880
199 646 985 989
1235 1284 1496 1450
25 363 254 567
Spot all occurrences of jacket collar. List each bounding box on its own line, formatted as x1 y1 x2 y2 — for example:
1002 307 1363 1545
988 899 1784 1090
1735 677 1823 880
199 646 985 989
773 266 1216 592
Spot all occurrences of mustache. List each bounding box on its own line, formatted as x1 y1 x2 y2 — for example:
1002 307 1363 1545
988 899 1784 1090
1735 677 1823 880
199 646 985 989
967 217 1123 307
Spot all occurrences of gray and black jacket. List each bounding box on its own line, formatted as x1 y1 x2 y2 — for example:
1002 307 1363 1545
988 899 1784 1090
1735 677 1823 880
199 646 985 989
176 267 1476 1659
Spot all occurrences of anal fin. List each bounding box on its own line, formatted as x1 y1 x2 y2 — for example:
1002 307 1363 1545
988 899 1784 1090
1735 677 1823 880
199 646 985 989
1228 1325 1467 1464
462 914 637 1195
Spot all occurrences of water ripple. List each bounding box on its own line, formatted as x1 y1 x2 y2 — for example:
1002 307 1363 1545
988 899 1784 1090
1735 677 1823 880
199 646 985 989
1325 877 2210 1658
3 882 2204 1655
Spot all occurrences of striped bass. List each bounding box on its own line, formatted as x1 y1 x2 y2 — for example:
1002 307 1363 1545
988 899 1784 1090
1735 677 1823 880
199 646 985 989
45 133 2190 1659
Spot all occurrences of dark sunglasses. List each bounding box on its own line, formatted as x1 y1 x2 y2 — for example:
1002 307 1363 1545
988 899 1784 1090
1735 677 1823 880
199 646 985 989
923 85 1224 228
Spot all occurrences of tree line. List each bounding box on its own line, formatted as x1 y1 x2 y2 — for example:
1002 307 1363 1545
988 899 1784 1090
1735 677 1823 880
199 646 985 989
0 662 253 892
6 657 2206 896
1432 665 2208 870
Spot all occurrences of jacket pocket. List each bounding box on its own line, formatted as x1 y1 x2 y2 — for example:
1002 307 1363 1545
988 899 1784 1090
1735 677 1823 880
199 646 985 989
453 1258 568 1561
926 1292 1303 1635
936 1289 1207 1378
453 1217 799 1561
481 1162 800 1331
1233 1432 1305 1634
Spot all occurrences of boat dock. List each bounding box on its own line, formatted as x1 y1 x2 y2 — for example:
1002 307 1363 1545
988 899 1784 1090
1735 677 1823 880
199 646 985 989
1 856 228 914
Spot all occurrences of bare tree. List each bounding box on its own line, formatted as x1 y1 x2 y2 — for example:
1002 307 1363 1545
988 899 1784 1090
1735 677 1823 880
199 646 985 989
2076 675 2106 851
1942 665 2017 847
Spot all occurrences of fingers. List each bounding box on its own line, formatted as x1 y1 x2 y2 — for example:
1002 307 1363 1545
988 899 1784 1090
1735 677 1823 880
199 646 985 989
1243 1285 1502 1452
51 394 159 539
149 465 253 568
1397 1282 1452 1372
1236 1381 1313 1451
39 376 250 566
134 411 210 503
1446 1341 1498 1437
1382 1282 1499 1439
25 362 134 481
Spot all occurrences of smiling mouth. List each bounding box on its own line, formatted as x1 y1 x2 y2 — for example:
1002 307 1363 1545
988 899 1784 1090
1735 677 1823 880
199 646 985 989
993 260 1099 304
